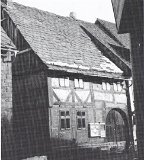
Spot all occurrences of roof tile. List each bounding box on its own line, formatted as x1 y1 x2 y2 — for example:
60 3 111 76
1 27 16 49
5 2 130 74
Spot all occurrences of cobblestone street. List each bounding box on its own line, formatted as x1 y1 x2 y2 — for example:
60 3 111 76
23 151 138 160
47 147 138 160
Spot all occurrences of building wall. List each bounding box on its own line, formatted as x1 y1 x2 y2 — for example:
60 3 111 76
12 51 51 159
13 73 50 159
47 72 128 150
1 54 12 113
1 50 16 160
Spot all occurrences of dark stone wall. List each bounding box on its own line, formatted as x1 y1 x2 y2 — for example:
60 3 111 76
1 52 16 160
12 52 50 159
1 50 50 160
12 73 50 159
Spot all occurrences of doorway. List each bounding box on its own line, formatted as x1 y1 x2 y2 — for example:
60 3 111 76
106 109 127 144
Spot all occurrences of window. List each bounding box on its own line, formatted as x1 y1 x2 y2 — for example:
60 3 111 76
102 82 107 90
77 111 86 129
117 83 122 92
60 111 70 130
102 82 111 91
52 78 59 87
106 83 111 91
74 79 84 88
113 82 122 92
52 77 69 87
113 83 118 91
59 78 65 87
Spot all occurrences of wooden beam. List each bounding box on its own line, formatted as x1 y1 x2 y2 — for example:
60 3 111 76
1 18 6 22
17 48 31 55
1 47 17 52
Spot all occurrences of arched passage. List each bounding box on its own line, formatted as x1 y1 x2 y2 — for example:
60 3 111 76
106 108 129 150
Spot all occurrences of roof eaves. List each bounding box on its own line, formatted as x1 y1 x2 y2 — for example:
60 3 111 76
46 64 125 80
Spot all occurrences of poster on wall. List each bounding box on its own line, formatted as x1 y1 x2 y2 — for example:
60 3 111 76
89 123 101 137
89 123 106 137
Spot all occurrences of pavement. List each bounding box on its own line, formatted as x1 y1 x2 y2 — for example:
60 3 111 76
48 149 138 160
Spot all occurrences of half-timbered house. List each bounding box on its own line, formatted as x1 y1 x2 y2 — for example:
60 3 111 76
1 1 132 159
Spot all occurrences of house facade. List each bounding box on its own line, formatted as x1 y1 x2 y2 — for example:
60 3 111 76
48 70 129 148
1 1 132 159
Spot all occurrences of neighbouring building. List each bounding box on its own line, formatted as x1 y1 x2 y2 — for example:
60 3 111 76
111 0 143 158
1 27 17 160
1 1 133 159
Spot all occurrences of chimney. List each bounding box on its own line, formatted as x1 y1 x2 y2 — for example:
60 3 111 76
69 12 76 19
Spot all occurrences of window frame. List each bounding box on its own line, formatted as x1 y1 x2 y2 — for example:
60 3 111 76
74 78 84 89
113 82 123 92
102 81 111 91
76 111 86 129
60 110 71 130
52 77 70 88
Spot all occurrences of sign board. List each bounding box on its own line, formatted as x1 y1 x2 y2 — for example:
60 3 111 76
89 123 106 138
22 156 47 160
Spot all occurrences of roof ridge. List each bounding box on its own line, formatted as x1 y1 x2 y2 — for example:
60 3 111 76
96 18 116 25
12 2 64 18
11 2 97 25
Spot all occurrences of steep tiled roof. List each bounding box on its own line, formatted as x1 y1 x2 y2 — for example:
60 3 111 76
96 19 130 49
95 19 131 67
5 2 131 75
1 27 16 49
79 21 131 68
